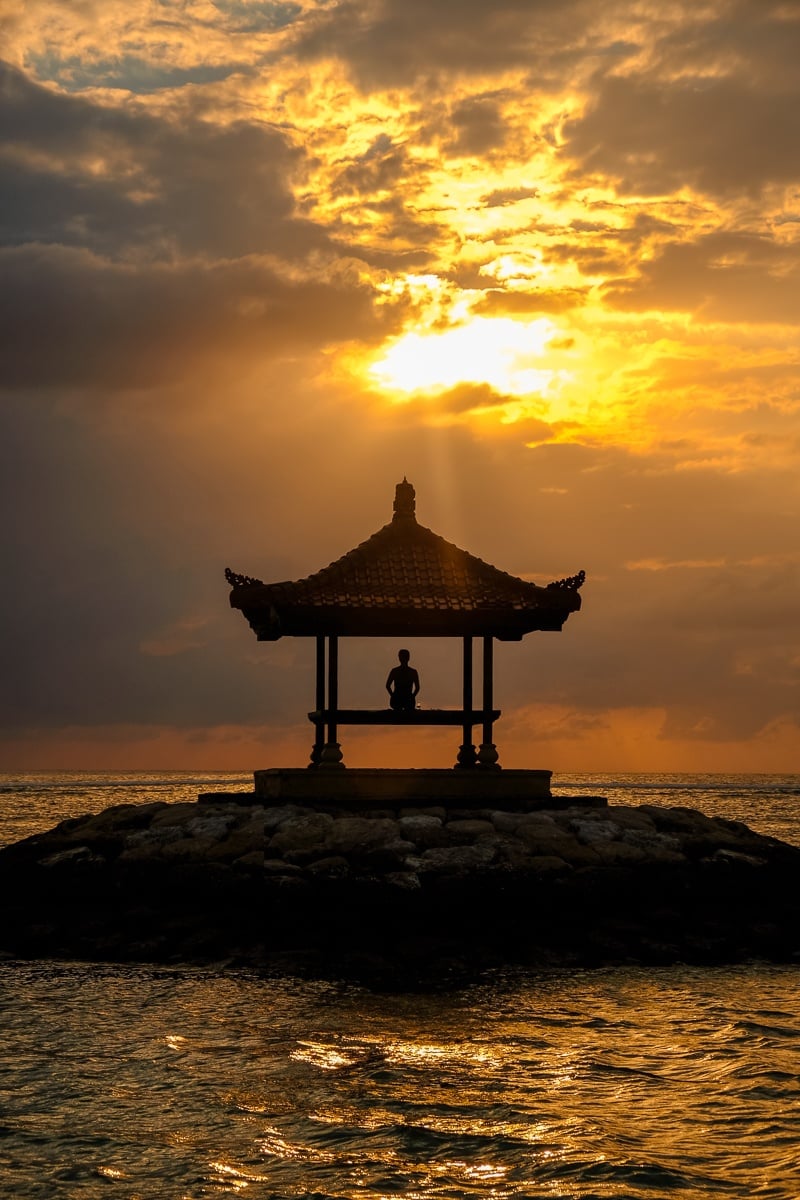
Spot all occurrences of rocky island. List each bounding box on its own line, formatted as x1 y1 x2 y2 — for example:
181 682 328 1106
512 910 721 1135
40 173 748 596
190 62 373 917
1 790 799 984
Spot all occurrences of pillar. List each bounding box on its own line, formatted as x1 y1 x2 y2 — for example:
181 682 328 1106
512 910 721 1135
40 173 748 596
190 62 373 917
309 634 326 767
456 635 477 768
478 635 500 768
320 634 344 767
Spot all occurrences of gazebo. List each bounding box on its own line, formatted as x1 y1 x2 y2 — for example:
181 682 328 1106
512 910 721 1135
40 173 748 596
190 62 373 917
226 480 584 773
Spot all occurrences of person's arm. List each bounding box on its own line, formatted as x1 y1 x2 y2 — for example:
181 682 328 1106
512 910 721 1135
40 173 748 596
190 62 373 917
386 669 395 695
411 669 420 696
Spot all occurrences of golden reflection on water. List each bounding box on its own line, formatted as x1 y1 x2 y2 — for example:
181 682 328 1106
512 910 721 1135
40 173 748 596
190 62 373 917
5 959 800 1199
290 1041 363 1070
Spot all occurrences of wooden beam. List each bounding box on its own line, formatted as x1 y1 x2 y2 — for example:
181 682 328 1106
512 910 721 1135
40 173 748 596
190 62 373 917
312 635 325 763
462 636 473 746
327 635 338 745
482 635 494 747
308 708 500 727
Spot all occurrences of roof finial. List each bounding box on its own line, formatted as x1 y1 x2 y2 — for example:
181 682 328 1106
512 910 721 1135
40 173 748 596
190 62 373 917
393 477 416 521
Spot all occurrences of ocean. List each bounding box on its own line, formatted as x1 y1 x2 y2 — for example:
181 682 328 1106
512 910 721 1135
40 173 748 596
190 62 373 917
1 772 799 1199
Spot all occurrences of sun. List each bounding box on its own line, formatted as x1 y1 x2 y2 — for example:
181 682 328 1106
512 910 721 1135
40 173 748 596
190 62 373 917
370 315 564 397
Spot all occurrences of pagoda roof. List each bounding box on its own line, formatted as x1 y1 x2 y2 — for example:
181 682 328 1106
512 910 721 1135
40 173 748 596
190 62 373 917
226 479 584 640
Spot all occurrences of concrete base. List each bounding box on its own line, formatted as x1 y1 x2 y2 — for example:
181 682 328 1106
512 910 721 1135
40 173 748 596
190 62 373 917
253 767 552 810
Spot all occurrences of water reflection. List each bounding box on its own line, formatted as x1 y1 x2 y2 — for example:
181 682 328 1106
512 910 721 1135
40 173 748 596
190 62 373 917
3 962 800 1197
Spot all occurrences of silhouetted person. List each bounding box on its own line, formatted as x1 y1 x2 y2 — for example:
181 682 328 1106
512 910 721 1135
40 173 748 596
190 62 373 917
386 649 420 712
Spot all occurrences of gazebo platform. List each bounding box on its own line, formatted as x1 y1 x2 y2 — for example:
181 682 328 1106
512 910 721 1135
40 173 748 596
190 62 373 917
253 767 553 810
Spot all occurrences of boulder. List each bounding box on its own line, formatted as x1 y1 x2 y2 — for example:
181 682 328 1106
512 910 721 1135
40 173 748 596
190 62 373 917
2 792 800 979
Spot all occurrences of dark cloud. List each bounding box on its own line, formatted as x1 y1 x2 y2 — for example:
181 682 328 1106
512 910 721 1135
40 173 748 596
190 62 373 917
0 62 410 388
655 0 800 93
0 243 392 388
482 187 539 208
447 95 507 156
292 0 595 88
0 61 329 261
603 230 800 321
473 287 588 316
564 71 800 198
331 134 410 196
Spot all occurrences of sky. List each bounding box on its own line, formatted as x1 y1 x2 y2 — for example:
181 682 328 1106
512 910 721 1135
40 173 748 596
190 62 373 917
1 0 798 773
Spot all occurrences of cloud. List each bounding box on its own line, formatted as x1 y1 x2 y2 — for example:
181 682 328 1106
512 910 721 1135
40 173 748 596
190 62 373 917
0 61 327 261
602 231 800 322
566 51 800 196
474 287 588 316
292 0 595 88
1 2 799 772
447 94 508 156
0 243 393 388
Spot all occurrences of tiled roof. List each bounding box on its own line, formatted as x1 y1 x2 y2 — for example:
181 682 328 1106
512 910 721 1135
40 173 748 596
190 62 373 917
226 481 583 638
254 519 553 611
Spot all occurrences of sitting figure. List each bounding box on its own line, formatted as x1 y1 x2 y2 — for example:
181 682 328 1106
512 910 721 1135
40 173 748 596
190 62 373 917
386 649 420 712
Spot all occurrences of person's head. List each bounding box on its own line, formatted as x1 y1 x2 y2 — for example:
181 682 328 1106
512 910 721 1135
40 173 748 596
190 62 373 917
398 649 410 664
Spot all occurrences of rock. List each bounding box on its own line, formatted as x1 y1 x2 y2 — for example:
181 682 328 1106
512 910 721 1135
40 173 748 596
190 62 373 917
526 854 570 873
307 856 350 878
398 814 446 848
204 829 266 862
513 819 599 867
323 817 399 856
591 840 650 866
233 851 263 870
418 843 497 874
400 806 446 820
384 871 421 890
264 859 303 876
269 812 333 853
263 804 306 832
569 817 621 844
2 792 800 978
40 845 101 867
445 818 495 841
491 811 525 835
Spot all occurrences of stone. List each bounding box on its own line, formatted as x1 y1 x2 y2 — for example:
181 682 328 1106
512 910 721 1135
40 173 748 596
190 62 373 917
150 804 198 828
478 835 531 869
418 843 497 874
269 812 333 853
233 851 263 870
606 806 658 832
398 815 446 848
445 818 496 841
323 817 399 857
186 813 239 840
40 845 100 867
491 811 524 835
400 806 446 820
527 854 570 873
307 856 350 878
569 817 621 845
384 871 422 890
264 859 303 875
4 792 800 977
63 802 168 838
204 830 266 862
620 828 684 861
513 819 599 866
263 804 307 832
591 840 649 866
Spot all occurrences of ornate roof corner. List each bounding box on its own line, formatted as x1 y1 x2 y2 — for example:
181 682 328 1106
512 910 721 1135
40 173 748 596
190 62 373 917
225 567 264 590
546 569 586 592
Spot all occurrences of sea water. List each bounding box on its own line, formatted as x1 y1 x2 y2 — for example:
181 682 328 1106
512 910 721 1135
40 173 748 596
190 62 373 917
1 773 799 1199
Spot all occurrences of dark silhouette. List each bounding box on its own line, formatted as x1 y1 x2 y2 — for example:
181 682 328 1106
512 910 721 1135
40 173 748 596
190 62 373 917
386 649 420 711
